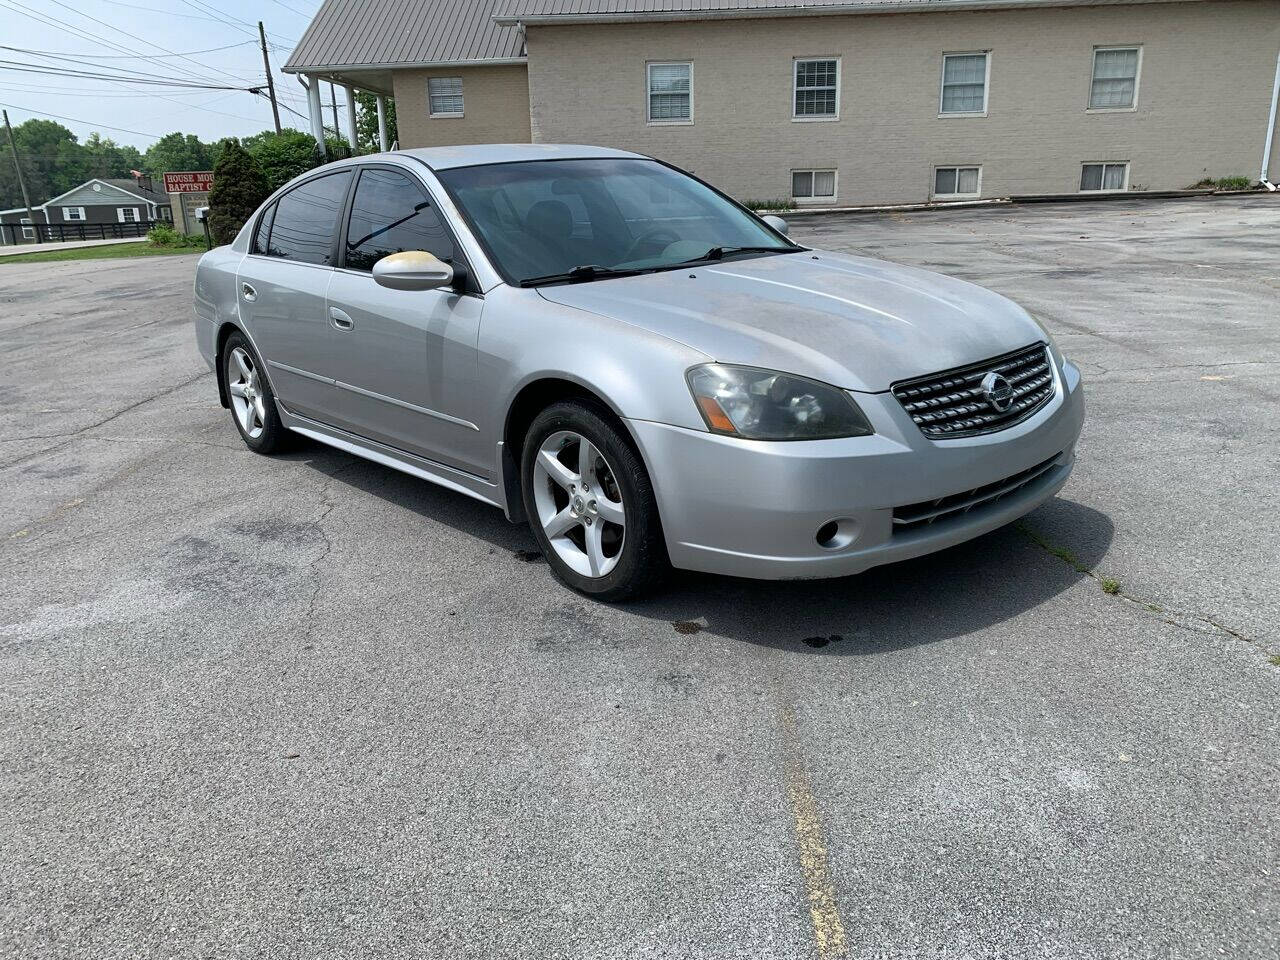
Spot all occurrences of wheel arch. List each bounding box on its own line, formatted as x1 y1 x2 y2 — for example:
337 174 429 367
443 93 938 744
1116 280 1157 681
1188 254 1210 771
214 321 280 410
499 374 648 526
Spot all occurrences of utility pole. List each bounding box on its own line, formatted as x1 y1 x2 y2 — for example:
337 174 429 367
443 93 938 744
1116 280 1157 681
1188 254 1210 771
258 21 282 135
3 110 40 245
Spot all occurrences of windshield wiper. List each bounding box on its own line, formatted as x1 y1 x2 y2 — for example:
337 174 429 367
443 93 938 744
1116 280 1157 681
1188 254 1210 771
678 245 794 265
519 264 646 287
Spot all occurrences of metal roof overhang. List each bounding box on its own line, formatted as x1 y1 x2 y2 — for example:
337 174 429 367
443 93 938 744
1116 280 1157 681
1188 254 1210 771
493 0 1185 26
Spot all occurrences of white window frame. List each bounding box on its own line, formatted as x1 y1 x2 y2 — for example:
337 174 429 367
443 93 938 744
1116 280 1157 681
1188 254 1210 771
646 61 694 125
939 51 991 118
932 165 983 200
20 217 34 240
1087 45 1142 112
117 207 140 223
792 57 841 122
1079 161 1130 193
791 168 838 204
63 206 86 221
427 76 464 118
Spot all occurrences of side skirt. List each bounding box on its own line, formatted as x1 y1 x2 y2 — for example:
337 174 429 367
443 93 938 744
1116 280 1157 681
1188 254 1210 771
277 404 506 512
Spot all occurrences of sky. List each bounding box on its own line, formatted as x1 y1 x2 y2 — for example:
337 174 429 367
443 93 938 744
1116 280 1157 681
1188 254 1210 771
0 0 324 151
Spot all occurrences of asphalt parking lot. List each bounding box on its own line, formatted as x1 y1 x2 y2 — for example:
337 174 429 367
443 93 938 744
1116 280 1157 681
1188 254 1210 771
2 195 1277 959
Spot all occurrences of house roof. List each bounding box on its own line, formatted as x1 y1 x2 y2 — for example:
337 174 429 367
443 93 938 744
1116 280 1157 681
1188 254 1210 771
99 179 168 204
284 0 526 73
493 0 1192 24
34 178 168 211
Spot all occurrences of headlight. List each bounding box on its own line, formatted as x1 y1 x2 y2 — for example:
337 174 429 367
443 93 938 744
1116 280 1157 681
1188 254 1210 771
686 364 874 440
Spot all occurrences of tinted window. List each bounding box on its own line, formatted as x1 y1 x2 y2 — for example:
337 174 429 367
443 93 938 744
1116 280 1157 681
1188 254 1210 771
344 168 453 271
263 171 351 265
252 202 275 254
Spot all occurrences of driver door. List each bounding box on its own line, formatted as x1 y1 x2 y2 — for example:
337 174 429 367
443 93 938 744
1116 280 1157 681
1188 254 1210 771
325 166 486 477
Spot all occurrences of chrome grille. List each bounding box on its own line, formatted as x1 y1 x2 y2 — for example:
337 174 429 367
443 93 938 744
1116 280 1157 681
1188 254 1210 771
892 343 1055 438
893 453 1064 532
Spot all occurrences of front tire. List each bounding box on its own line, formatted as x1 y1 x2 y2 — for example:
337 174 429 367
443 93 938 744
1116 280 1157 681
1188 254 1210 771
521 401 668 601
223 332 288 454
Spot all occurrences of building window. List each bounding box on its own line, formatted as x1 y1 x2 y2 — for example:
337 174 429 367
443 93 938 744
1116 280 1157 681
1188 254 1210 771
1089 47 1140 110
21 217 34 239
792 169 837 202
1080 162 1129 192
647 62 692 123
934 166 982 199
118 207 139 223
940 52 989 115
63 206 86 221
793 58 839 120
427 77 464 117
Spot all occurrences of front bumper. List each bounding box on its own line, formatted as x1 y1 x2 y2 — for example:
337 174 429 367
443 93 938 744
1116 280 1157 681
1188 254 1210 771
628 357 1084 580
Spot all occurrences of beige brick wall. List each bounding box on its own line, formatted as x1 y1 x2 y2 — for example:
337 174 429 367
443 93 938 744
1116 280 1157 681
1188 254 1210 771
523 1 1280 205
393 65 532 147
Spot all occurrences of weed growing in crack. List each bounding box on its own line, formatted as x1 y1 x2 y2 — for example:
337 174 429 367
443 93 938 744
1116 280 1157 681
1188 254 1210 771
1100 578 1122 595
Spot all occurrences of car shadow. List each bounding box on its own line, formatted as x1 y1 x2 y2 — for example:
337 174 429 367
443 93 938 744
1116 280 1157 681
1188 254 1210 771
288 440 1113 655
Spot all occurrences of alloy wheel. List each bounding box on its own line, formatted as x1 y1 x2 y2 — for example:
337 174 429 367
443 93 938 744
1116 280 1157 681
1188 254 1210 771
227 346 266 440
532 430 626 577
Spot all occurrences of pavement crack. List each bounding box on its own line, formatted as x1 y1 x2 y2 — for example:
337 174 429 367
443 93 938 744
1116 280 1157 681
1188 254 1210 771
0 370 210 470
1017 522 1272 660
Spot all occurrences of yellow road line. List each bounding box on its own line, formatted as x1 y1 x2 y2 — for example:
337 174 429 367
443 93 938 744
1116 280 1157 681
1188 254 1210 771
780 702 848 959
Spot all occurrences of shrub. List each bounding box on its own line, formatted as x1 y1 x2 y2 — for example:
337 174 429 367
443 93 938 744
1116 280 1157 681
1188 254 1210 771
147 223 180 247
742 198 798 211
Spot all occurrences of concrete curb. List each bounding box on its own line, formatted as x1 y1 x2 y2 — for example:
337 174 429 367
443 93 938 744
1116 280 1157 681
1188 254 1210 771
752 188 1276 218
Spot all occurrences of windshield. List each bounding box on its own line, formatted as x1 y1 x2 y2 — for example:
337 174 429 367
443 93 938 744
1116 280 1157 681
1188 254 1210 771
434 158 798 286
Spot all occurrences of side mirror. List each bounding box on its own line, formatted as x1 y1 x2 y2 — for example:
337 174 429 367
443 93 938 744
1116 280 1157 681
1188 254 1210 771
762 214 789 236
372 250 455 291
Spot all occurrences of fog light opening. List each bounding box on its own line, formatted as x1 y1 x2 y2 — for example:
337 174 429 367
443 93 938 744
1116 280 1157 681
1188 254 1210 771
815 518 857 550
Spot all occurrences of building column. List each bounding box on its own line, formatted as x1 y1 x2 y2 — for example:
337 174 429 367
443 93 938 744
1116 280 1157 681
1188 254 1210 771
345 85 359 155
304 76 327 158
376 95 389 152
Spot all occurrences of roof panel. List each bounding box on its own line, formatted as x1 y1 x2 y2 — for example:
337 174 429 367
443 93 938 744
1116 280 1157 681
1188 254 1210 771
285 0 526 71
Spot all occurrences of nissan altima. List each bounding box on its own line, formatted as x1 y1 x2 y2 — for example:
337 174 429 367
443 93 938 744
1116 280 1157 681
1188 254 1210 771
192 144 1084 600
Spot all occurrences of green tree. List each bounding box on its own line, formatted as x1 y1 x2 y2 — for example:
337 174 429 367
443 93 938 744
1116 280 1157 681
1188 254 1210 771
207 139 270 245
355 91 396 153
0 119 78 209
242 128 322 190
143 132 214 176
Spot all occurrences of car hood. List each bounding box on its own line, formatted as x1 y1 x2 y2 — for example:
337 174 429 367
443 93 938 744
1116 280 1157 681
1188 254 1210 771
536 250 1047 392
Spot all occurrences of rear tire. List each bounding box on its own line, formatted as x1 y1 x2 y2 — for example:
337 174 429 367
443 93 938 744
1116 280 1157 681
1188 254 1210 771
521 400 668 601
223 332 288 454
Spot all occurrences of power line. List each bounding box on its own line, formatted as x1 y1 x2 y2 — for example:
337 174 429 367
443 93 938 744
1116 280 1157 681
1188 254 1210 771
176 0 297 45
0 101 163 140
39 0 256 87
1 41 256 60
267 0 313 16
0 48 258 85
0 61 254 91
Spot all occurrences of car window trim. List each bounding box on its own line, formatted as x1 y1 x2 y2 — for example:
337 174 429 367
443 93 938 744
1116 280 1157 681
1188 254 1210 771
244 168 355 267
336 162 477 295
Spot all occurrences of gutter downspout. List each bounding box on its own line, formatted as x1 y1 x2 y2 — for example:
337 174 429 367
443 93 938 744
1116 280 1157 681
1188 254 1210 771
1262 48 1280 191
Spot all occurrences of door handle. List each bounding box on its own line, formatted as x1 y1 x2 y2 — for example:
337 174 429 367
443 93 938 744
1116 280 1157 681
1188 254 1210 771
329 307 355 331
241 282 257 302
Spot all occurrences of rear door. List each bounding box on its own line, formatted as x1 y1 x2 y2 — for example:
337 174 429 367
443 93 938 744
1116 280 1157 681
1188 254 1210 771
236 169 353 424
325 165 485 476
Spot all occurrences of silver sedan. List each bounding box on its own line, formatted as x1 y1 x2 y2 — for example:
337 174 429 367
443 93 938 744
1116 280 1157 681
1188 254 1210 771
192 144 1084 600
